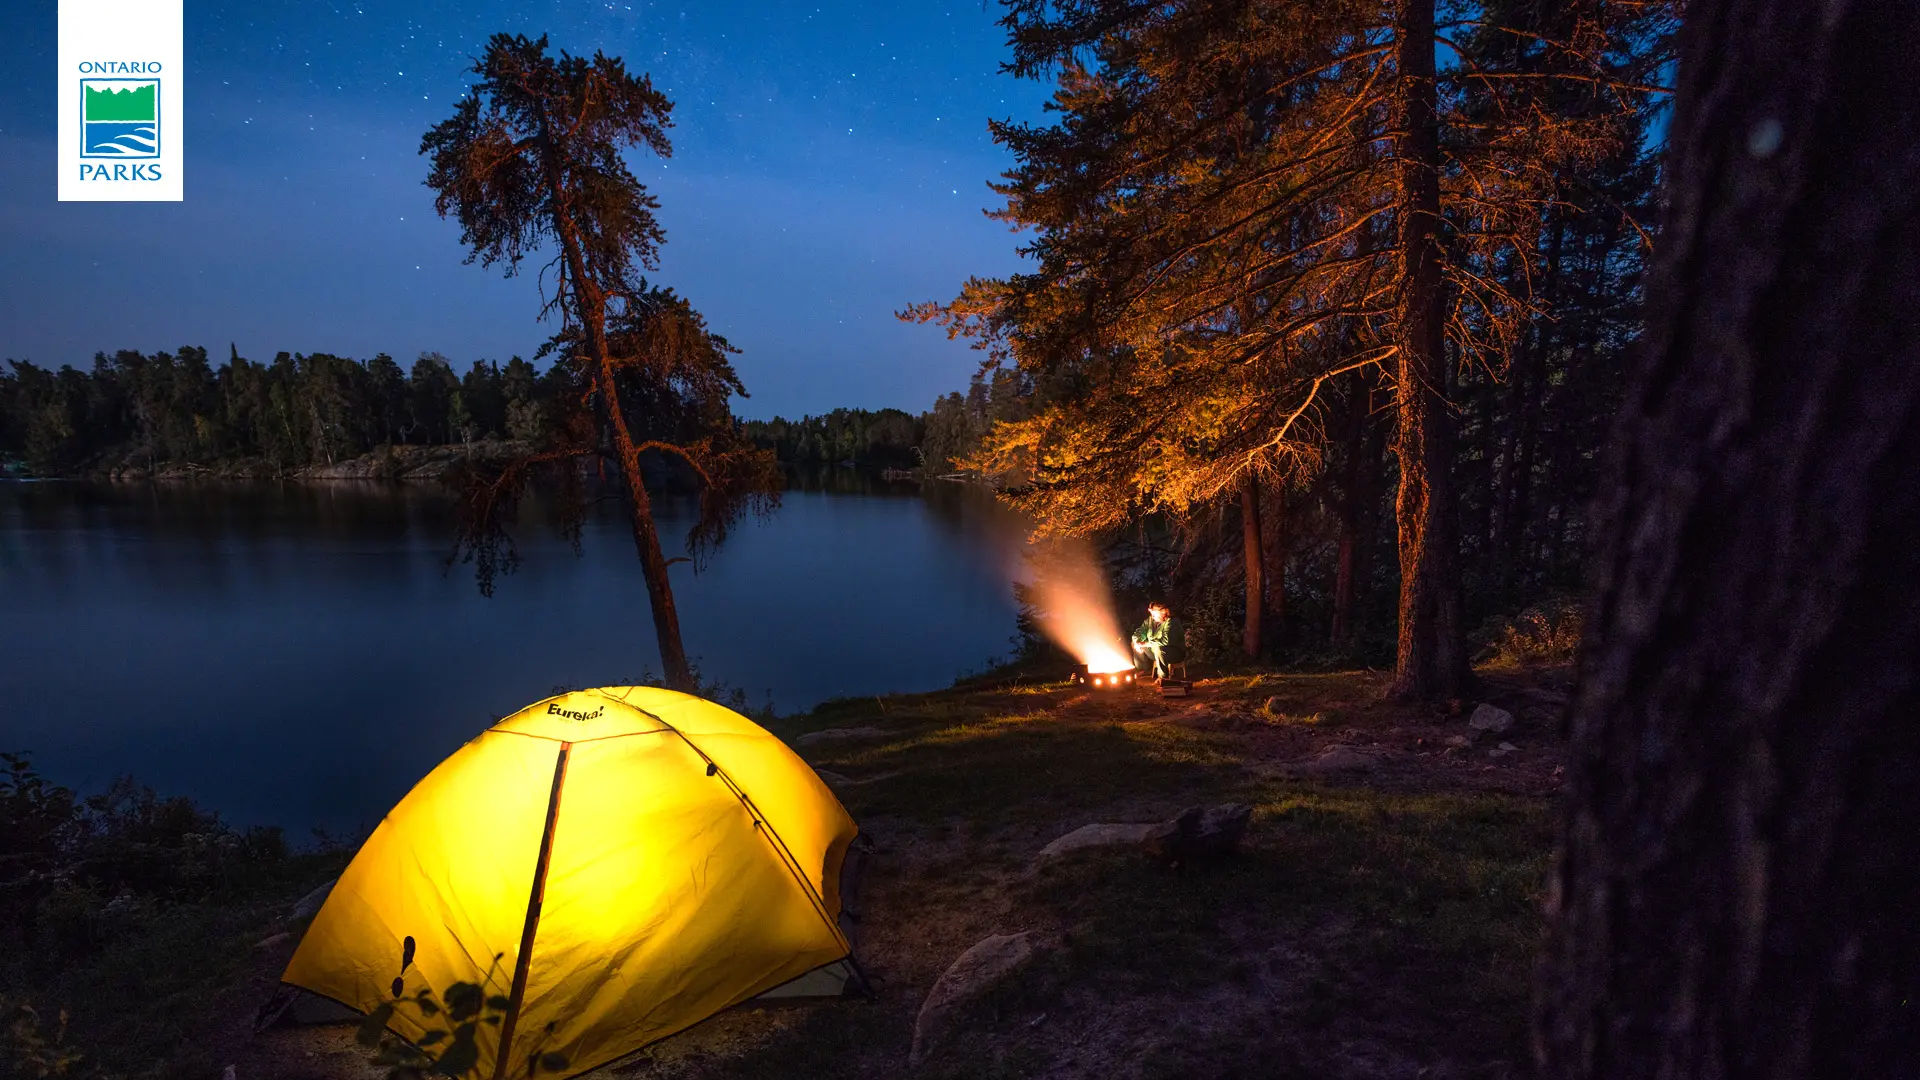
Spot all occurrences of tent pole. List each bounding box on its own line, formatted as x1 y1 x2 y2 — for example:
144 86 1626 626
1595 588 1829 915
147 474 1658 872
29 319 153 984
495 742 571 1080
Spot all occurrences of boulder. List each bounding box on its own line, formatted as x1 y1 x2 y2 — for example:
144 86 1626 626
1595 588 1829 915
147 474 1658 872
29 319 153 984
794 727 890 746
290 878 336 921
1282 745 1380 776
1467 704 1516 735
909 931 1052 1067
1139 804 1253 864
1035 823 1157 862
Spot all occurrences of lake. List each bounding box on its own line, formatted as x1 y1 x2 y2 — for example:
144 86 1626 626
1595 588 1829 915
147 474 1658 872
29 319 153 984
0 472 1032 833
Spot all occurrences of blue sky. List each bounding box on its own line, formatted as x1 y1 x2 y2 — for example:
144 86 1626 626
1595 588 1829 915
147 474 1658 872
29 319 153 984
0 1 1051 418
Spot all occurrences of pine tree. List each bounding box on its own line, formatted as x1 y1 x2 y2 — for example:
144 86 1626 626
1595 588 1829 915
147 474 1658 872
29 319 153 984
911 0 1665 687
422 33 776 691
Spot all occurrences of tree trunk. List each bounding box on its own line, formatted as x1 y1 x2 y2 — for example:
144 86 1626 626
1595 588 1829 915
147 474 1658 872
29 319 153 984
1535 0 1920 1075
1333 530 1356 647
603 390 697 692
1265 482 1287 643
541 136 696 693
1385 0 1472 703
1240 475 1264 660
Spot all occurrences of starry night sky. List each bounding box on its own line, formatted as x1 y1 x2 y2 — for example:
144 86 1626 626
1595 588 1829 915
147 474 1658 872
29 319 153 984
0 2 1049 418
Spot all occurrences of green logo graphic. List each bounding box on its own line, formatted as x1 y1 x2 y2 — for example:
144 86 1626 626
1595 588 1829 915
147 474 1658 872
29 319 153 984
81 80 159 158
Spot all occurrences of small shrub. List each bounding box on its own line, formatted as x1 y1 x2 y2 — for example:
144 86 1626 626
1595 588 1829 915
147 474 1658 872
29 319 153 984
2 999 97 1080
0 753 81 873
0 756 305 964
359 939 570 1080
1476 598 1585 666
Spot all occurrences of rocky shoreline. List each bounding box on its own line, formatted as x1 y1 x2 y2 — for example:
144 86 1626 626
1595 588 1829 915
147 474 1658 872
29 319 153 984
6 445 1014 490
88 439 535 485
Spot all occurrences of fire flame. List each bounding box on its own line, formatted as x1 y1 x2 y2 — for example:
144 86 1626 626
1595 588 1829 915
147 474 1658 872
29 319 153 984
1025 540 1134 674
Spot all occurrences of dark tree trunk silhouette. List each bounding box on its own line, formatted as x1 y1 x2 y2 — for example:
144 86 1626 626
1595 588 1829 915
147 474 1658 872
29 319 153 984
1386 0 1472 702
539 133 695 692
1265 483 1286 644
1536 0 1920 1075
1332 504 1359 647
1240 475 1264 659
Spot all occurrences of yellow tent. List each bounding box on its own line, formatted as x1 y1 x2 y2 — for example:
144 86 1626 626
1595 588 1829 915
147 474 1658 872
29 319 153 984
281 687 859 1079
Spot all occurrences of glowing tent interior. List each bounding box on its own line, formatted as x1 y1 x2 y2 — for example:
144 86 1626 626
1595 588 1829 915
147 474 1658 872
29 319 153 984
273 687 862 1079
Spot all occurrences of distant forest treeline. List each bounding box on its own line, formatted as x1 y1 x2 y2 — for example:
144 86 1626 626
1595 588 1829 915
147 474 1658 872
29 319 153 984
0 347 559 474
0 345 1013 477
742 366 1030 472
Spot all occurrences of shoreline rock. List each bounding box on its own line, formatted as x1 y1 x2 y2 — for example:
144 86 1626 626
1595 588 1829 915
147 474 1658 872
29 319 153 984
1140 804 1253 865
910 931 1055 1067
87 439 541 485
1035 823 1158 862
1277 745 1381 776
1467 703 1516 735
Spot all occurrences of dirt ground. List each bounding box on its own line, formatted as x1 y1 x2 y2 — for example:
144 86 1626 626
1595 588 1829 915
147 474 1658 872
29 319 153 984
225 664 1574 1080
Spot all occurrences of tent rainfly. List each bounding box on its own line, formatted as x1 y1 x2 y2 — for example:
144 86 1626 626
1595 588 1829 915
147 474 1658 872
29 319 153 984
278 687 861 1079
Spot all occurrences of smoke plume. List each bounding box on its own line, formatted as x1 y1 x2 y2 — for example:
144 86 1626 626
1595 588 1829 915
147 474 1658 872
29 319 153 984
1025 540 1133 673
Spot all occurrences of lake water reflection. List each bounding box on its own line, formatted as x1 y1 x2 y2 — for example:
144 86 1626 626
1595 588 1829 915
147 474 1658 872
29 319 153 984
0 472 1031 831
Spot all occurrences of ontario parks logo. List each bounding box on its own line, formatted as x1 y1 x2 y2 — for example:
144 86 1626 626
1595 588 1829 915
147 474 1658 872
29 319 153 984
59 7 181 201
80 67 161 169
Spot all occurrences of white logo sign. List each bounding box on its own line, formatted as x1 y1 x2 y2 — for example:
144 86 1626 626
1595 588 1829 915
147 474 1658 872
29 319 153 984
59 1 183 201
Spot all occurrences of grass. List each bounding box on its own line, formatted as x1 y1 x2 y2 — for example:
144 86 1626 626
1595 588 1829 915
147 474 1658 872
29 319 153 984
3 850 347 1080
644 667 1563 1079
824 717 1241 825
9 665 1563 1080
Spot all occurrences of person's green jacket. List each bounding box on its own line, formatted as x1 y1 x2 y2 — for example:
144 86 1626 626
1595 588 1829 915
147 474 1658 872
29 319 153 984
1131 617 1187 663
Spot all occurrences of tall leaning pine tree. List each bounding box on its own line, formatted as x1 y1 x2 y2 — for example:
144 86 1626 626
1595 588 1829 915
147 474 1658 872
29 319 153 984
423 33 771 691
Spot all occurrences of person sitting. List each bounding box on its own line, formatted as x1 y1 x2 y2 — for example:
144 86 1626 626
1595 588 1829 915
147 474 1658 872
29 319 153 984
1130 601 1186 680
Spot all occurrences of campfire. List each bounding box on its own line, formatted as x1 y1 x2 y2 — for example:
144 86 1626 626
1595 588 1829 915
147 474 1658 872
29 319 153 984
1022 539 1142 693
1072 660 1139 692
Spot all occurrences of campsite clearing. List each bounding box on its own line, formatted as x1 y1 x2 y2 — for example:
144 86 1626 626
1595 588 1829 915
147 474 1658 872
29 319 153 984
62 664 1571 1080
